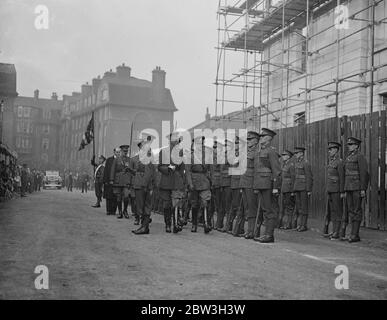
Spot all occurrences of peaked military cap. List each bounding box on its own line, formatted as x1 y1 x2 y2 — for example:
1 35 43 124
281 150 294 157
347 137 361 145
259 128 276 137
247 130 260 140
328 141 342 149
119 144 129 150
294 146 306 152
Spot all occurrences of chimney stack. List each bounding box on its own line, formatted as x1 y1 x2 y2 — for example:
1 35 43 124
92 76 102 95
103 69 116 80
81 82 92 97
116 63 131 78
205 107 211 121
34 89 39 99
152 66 166 89
51 92 58 100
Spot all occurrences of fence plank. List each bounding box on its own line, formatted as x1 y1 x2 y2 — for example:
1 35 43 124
369 112 379 229
380 110 386 230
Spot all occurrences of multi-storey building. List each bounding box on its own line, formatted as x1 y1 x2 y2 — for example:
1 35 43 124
59 64 177 173
13 90 62 169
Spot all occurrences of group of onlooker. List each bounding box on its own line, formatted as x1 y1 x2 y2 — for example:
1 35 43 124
0 161 44 202
63 171 93 193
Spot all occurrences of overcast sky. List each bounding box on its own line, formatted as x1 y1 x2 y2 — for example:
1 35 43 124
0 0 226 129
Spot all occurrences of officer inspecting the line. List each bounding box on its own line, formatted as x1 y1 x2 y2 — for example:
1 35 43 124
324 141 345 239
132 134 155 235
342 137 369 243
186 136 212 233
91 155 106 208
104 148 120 215
292 146 313 232
110 144 134 219
252 128 281 243
158 131 183 233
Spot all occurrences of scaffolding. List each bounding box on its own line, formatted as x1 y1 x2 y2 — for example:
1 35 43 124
215 0 387 151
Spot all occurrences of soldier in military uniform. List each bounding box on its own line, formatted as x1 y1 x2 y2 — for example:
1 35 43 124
252 128 281 243
342 137 369 243
323 142 345 239
91 155 106 208
186 136 212 233
110 145 134 219
223 136 241 234
292 146 313 232
216 139 232 231
132 135 155 235
236 130 260 239
158 131 185 233
278 150 295 230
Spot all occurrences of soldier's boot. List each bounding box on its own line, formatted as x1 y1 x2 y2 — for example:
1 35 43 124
117 201 123 219
255 219 275 243
203 207 211 234
133 216 150 235
322 222 331 238
172 207 179 234
191 207 198 232
221 211 230 233
227 214 236 234
330 221 341 240
244 218 256 239
291 214 298 230
123 199 130 219
297 215 308 232
92 199 101 208
134 214 140 225
348 221 361 243
164 208 172 233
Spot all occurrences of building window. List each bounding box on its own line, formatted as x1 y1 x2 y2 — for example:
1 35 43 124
43 124 50 134
17 106 23 117
16 136 21 148
23 107 31 118
294 111 306 126
42 138 49 150
43 109 51 120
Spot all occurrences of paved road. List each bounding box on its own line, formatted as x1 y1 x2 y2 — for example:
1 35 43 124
0 189 386 299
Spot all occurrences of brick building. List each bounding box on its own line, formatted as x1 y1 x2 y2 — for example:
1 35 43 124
12 90 62 170
59 64 177 173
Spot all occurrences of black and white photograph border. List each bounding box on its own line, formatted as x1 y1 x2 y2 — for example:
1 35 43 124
0 0 386 302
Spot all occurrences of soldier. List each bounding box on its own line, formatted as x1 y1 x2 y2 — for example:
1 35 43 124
110 145 134 219
223 136 241 234
216 139 232 231
20 164 28 197
323 142 345 239
292 146 313 232
132 135 155 235
209 140 221 230
186 136 212 233
252 128 281 243
237 130 260 239
342 137 369 243
278 150 295 230
67 172 73 192
158 131 184 233
103 148 119 215
91 155 106 208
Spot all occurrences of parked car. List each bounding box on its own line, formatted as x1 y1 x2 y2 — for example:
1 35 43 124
43 171 62 190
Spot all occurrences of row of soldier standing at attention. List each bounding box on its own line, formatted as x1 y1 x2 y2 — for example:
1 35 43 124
91 127 369 244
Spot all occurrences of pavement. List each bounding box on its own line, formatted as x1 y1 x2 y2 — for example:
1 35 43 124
0 189 386 300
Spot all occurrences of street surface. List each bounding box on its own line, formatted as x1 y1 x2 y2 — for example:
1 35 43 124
1 189 386 299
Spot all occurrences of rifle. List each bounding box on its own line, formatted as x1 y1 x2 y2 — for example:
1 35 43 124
323 195 331 237
129 122 134 158
253 192 262 238
340 194 348 240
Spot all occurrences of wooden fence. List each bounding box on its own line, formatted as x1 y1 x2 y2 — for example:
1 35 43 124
273 111 386 230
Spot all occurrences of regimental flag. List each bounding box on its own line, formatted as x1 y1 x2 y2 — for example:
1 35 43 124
78 115 94 151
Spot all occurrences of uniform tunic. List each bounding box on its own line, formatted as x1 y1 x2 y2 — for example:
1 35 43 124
326 154 344 222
